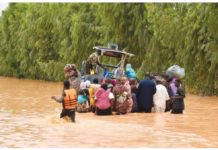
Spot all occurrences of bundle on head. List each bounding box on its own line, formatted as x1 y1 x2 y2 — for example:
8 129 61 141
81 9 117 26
64 64 78 78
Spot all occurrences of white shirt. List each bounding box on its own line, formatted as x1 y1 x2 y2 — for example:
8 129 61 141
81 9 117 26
153 84 170 109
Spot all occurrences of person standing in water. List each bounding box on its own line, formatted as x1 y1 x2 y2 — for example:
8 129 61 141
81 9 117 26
94 83 114 115
153 78 170 113
137 74 156 113
51 80 77 123
170 78 185 114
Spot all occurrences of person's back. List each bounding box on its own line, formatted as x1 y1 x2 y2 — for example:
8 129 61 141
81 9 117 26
51 80 77 123
94 84 113 115
153 83 170 113
137 75 156 113
129 79 139 112
63 89 77 110
95 88 111 110
171 79 185 114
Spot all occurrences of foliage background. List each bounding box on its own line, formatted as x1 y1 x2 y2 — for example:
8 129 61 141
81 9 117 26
0 3 217 95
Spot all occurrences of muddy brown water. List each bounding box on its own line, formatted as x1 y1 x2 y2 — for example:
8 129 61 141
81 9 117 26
0 76 217 148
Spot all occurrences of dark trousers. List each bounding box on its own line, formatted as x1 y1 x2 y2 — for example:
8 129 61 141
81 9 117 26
60 109 75 122
171 98 184 114
171 109 183 114
95 107 112 116
144 108 152 113
138 107 152 113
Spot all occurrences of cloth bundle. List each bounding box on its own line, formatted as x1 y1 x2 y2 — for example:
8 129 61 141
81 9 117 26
64 64 80 78
166 65 185 79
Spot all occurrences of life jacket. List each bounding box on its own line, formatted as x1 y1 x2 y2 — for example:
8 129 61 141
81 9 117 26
63 89 77 110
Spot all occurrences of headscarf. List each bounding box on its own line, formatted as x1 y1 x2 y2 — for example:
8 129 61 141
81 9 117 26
126 64 132 69
88 53 98 65
80 81 86 90
85 80 91 88
113 79 128 95
125 64 137 79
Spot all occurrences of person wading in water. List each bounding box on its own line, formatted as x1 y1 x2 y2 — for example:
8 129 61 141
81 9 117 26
51 80 77 123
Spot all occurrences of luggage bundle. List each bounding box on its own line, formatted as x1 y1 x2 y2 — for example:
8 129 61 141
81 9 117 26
166 65 185 79
64 64 79 78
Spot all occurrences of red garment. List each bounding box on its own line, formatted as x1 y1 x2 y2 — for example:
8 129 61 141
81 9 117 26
95 88 111 110
113 81 128 95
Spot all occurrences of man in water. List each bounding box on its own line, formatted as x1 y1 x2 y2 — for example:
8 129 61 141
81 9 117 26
137 74 156 113
51 80 77 122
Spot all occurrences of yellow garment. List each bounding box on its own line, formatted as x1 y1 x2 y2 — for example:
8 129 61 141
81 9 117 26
88 87 95 106
90 69 95 75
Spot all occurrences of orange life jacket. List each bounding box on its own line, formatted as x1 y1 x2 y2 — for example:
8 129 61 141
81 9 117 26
63 89 77 110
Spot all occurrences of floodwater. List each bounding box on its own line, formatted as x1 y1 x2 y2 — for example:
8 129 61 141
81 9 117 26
0 76 217 148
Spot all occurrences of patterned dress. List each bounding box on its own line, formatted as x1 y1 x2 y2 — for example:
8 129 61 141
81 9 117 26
113 81 133 114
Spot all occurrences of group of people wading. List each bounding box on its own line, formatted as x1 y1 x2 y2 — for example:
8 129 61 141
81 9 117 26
51 63 185 123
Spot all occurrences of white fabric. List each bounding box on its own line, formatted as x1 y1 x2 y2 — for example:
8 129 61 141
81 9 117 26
154 105 165 113
153 84 170 111
85 80 91 88
109 92 115 100
80 82 86 90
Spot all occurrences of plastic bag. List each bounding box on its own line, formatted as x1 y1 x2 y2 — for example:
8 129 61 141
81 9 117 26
166 65 185 79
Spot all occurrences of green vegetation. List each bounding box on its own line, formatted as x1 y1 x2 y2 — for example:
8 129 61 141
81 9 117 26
0 3 217 95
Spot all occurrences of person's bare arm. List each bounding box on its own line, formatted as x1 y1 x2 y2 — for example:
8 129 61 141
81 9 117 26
51 96 63 103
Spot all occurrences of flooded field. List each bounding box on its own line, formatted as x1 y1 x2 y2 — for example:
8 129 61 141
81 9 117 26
0 76 217 148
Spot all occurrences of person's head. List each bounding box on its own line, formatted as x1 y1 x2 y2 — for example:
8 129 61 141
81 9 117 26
93 78 99 84
129 78 137 85
126 64 132 69
110 79 116 86
88 52 98 64
64 80 70 89
150 75 155 80
162 73 170 82
120 75 128 84
168 76 174 83
69 70 77 77
144 73 150 80
101 83 108 91
64 64 70 73
156 80 162 85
